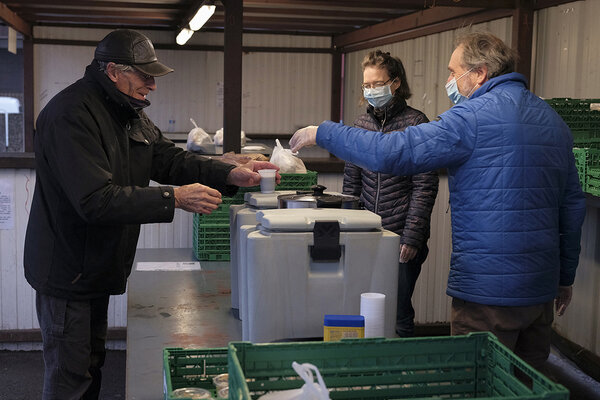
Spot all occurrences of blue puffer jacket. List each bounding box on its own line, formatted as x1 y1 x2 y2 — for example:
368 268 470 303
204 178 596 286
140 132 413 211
317 72 587 306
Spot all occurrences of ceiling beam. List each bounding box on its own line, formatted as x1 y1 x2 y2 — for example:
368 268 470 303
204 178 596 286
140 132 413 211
334 6 486 48
236 6 405 20
210 15 363 28
21 7 177 20
7 0 180 10
241 0 515 9
532 0 582 9
0 1 32 37
338 8 513 52
24 14 173 26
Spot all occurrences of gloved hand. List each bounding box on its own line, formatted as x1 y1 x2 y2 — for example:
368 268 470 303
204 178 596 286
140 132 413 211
290 125 318 153
226 160 281 187
555 285 572 316
174 183 222 214
399 244 418 263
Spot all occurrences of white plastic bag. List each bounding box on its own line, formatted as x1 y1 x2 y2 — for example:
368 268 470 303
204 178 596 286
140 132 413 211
214 128 247 146
186 118 212 152
269 139 307 173
257 362 330 400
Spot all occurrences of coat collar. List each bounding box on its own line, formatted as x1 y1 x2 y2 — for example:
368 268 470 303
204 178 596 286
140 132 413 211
84 60 140 121
470 72 528 100
367 95 407 123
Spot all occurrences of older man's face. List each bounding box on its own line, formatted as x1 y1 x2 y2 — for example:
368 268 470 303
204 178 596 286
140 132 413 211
113 67 156 101
447 45 477 97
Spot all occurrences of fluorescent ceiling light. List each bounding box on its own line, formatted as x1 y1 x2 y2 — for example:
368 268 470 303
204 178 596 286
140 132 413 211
176 28 194 45
189 4 216 31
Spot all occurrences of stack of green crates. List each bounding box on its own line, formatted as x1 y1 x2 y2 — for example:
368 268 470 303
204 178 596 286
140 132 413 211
193 171 318 261
163 332 568 400
545 98 600 146
585 148 600 196
546 98 600 196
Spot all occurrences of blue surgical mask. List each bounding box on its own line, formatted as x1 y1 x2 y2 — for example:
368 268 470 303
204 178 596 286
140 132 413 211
363 84 394 108
445 68 473 105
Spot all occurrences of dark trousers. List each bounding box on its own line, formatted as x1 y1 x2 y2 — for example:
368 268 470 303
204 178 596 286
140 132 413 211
451 298 554 371
395 245 428 337
36 292 110 400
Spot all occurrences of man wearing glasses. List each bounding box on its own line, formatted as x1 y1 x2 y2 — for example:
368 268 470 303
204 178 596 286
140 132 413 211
24 29 279 399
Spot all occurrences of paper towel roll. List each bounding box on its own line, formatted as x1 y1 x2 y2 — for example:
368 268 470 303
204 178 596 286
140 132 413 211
360 292 386 338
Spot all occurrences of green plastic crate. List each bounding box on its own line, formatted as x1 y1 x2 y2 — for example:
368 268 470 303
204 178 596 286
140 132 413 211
572 130 600 148
163 347 228 400
276 171 318 191
546 98 600 132
227 333 568 400
192 219 231 261
587 185 600 197
573 148 588 189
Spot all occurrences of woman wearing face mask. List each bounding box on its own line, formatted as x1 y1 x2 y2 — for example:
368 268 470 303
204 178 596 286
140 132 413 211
343 50 439 337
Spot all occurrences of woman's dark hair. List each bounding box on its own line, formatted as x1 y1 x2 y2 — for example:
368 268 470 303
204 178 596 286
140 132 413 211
362 50 412 100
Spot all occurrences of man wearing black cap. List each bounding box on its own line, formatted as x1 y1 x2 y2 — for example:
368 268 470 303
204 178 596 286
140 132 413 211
24 29 278 400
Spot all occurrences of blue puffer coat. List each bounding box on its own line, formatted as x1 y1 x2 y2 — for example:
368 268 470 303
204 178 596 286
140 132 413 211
317 72 587 306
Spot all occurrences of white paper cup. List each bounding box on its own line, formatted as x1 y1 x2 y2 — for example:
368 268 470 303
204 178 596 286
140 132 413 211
360 292 386 338
258 169 276 193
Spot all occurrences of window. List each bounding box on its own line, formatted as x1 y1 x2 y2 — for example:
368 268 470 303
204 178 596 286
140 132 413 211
0 23 24 153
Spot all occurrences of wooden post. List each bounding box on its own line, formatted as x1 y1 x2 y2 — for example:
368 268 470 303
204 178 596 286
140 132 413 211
511 0 534 85
222 0 242 154
330 50 343 122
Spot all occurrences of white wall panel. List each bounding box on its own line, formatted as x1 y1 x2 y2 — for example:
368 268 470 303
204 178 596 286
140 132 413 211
413 175 452 324
0 170 129 334
0 169 35 331
33 44 331 135
533 0 600 97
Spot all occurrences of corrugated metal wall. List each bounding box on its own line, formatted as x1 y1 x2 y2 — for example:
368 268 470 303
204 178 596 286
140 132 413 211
1 2 599 354
33 27 331 134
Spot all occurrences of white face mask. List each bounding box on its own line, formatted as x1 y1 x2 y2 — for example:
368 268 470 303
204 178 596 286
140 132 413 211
445 68 473 104
363 83 394 108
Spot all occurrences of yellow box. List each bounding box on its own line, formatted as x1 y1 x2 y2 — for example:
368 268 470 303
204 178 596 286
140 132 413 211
323 315 365 342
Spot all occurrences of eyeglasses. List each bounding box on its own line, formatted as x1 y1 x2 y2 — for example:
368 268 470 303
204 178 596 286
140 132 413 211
126 68 153 82
361 77 395 90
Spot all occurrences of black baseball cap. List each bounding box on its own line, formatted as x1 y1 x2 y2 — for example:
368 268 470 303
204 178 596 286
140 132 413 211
94 29 174 77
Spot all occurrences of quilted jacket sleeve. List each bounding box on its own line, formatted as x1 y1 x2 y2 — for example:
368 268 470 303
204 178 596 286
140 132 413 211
401 169 439 248
316 105 477 176
342 162 363 196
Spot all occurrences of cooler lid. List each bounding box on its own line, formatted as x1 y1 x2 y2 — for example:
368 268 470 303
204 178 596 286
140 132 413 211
255 209 381 231
244 191 295 208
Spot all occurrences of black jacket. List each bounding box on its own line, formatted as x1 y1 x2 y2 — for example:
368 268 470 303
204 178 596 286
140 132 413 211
24 60 236 299
343 97 439 249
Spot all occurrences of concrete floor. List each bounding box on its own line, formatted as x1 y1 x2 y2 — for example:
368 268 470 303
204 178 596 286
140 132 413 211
0 346 598 399
0 350 125 400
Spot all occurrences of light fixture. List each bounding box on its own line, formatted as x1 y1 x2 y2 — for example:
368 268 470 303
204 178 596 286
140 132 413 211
189 4 216 31
176 28 194 45
176 1 216 46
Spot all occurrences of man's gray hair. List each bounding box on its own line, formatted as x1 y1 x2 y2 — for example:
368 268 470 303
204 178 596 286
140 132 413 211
456 32 519 79
97 60 133 75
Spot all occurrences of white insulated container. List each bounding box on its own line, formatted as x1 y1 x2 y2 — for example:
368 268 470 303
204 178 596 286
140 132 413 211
229 191 295 312
242 208 400 343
